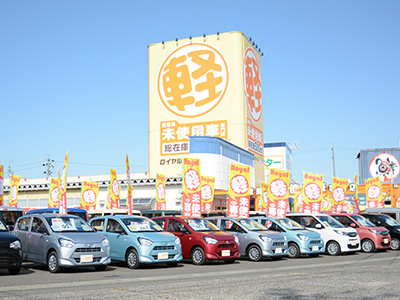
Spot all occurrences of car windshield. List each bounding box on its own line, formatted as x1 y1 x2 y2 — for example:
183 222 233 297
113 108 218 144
239 219 268 231
380 214 400 226
351 215 375 227
278 218 304 230
46 216 94 232
122 217 164 232
316 215 344 228
184 219 219 231
0 219 7 231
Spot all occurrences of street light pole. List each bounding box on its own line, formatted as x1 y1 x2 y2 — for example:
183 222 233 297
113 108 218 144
331 146 336 178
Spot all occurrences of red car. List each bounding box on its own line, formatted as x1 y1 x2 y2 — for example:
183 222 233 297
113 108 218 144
328 213 391 253
152 216 240 265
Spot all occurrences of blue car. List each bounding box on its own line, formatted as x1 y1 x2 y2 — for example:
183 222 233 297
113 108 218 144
89 215 182 268
251 217 324 258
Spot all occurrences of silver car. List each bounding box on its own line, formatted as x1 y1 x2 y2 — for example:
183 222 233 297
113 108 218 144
206 216 288 261
13 213 111 273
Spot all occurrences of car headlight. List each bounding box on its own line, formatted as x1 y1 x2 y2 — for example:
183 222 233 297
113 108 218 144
334 230 345 236
203 237 218 244
297 234 309 241
138 237 153 246
234 236 239 245
175 237 181 245
102 238 109 247
10 240 21 249
368 229 379 234
259 235 272 243
59 238 76 248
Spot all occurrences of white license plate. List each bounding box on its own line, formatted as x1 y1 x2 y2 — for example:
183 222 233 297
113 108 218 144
351 242 357 246
312 246 319 251
275 248 282 254
158 252 169 260
221 250 230 257
384 238 389 243
80 255 93 263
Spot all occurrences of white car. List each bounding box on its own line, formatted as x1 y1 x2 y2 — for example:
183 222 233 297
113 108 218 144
286 213 360 255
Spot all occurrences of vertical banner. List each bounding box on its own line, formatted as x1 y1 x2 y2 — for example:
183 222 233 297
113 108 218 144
201 175 215 213
109 169 121 209
0 165 4 206
365 176 384 208
182 158 201 217
106 185 111 209
48 178 59 208
331 177 349 213
302 172 324 213
258 183 268 214
227 164 251 218
156 173 167 210
293 186 303 212
80 181 99 211
322 190 332 212
9 175 21 207
267 169 290 218
354 175 361 212
125 154 133 215
59 151 69 215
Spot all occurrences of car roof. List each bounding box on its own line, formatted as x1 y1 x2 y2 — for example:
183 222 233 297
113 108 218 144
22 213 81 218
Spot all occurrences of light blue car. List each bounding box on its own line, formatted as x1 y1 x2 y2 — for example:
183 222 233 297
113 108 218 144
252 217 324 258
89 215 182 268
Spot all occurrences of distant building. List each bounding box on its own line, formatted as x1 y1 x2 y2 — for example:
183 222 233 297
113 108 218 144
264 142 292 183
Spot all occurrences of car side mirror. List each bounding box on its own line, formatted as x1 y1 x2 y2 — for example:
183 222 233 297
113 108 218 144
7 225 14 232
350 223 356 228
315 223 322 229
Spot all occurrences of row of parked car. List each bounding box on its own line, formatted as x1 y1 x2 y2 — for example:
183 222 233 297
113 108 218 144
1 209 400 275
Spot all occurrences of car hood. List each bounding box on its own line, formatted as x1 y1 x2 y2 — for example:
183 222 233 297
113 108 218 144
57 232 104 243
199 231 236 241
291 230 321 238
0 231 19 243
135 231 177 242
331 227 357 234
258 231 285 239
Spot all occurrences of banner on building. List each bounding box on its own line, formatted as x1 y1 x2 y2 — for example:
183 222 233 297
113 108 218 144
365 176 384 208
59 151 69 215
48 178 59 208
156 173 167 210
257 182 268 213
227 164 251 218
322 190 332 212
302 172 324 213
109 169 121 209
9 175 21 207
293 186 303 212
0 165 4 206
80 181 99 211
201 175 215 213
267 169 290 218
182 158 201 217
331 177 349 213
126 154 133 215
106 185 111 209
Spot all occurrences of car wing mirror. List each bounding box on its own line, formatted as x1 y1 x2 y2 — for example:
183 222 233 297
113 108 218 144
350 223 356 228
315 223 322 229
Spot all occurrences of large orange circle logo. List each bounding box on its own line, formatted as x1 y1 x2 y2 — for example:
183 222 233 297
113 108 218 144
158 43 229 118
243 48 262 123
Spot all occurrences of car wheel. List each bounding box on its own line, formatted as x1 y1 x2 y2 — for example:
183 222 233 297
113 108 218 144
391 238 400 250
126 249 140 269
166 262 178 267
224 259 235 264
48 251 61 273
288 243 300 258
191 247 206 265
8 267 21 275
95 265 107 271
326 241 341 256
361 239 375 253
247 245 262 262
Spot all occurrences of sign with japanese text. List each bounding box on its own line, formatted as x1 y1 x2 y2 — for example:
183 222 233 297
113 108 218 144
0 165 4 206
322 190 332 212
126 154 133 215
331 177 349 213
227 163 251 218
106 185 111 209
182 158 201 217
156 173 166 210
201 175 215 213
267 169 290 218
109 169 121 209
9 175 21 207
293 186 303 212
258 182 268 213
365 176 384 208
302 172 324 213
48 178 59 208
354 175 360 212
59 151 69 215
80 181 99 211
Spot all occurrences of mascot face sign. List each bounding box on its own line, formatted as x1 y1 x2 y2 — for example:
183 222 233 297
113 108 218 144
369 153 399 182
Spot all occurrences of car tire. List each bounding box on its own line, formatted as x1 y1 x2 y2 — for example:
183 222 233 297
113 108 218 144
247 244 262 262
326 241 341 256
8 267 21 275
95 265 107 271
391 238 400 250
166 262 178 267
361 239 375 253
224 259 235 264
191 247 206 265
48 251 61 273
288 243 300 258
126 249 140 269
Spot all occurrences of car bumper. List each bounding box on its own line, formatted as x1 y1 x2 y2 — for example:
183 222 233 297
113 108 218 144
58 244 111 267
261 239 288 257
0 249 22 269
376 236 391 249
338 236 360 252
204 242 240 261
138 243 183 264
298 239 325 254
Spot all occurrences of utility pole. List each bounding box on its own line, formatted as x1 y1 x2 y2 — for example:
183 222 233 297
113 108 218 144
43 155 54 179
8 164 13 176
331 146 336 178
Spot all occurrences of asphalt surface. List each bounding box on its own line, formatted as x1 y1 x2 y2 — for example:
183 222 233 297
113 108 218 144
1 250 400 299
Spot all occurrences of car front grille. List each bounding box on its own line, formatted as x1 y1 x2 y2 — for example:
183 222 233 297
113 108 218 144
218 243 235 248
381 231 389 236
153 246 175 251
75 247 102 253
310 240 322 244
74 257 102 263
272 241 285 247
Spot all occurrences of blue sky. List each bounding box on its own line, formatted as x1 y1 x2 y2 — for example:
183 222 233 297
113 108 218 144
1 0 399 183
